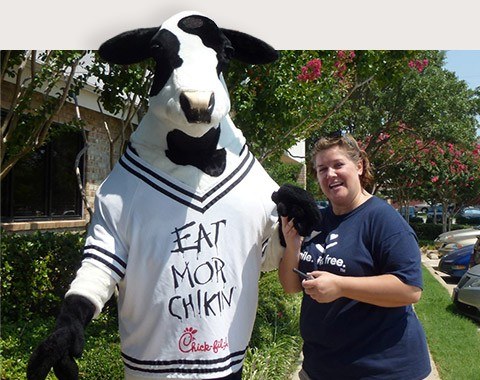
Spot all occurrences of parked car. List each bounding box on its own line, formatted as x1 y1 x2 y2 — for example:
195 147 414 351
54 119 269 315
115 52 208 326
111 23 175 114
434 226 480 257
438 245 474 279
452 264 480 321
426 205 452 223
397 206 423 223
413 202 430 213
456 206 480 225
470 236 480 268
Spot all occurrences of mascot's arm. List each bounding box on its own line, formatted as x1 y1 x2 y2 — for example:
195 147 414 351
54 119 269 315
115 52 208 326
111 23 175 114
65 262 118 318
27 263 117 380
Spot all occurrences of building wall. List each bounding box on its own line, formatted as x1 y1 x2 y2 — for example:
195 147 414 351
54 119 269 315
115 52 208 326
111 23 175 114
1 80 129 232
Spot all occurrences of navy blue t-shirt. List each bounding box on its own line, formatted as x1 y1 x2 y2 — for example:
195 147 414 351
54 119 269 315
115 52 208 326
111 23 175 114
298 196 431 380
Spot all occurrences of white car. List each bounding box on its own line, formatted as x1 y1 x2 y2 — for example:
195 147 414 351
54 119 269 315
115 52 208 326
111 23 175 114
434 226 480 257
413 202 430 213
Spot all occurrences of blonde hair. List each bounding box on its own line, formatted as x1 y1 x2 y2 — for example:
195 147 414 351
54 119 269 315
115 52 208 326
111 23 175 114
310 133 374 192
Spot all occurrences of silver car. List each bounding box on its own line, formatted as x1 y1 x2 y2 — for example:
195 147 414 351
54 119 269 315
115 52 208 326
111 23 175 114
434 226 480 257
452 264 480 321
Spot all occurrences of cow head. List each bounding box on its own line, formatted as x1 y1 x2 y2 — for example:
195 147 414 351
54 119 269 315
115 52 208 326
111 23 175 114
98 11 278 177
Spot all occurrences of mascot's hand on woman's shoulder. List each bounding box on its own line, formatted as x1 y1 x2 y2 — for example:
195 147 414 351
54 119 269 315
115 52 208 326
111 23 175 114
271 184 323 240
27 295 95 380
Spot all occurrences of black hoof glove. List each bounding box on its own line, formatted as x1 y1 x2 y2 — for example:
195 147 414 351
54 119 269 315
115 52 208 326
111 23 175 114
271 184 323 242
27 295 95 380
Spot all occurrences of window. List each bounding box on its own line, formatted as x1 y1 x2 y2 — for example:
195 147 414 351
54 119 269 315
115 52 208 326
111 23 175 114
1 127 85 222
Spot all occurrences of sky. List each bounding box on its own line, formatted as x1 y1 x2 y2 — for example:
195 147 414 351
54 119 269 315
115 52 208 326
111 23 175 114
443 50 480 134
444 50 480 90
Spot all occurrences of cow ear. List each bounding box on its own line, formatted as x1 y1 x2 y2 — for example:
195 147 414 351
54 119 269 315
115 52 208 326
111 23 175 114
221 29 279 65
98 27 159 64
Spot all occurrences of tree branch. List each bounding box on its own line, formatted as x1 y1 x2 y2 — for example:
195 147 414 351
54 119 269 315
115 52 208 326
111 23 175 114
73 94 93 222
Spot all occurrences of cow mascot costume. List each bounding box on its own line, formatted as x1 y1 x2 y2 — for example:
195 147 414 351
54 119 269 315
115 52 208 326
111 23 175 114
27 11 321 380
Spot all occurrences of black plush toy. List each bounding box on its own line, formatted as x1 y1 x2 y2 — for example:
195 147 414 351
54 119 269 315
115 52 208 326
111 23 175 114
271 184 323 240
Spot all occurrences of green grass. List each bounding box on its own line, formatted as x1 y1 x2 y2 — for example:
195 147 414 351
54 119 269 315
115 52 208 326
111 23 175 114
416 266 480 380
0 307 124 380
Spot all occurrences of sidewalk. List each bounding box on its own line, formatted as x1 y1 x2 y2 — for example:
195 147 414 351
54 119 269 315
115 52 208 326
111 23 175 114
290 252 444 380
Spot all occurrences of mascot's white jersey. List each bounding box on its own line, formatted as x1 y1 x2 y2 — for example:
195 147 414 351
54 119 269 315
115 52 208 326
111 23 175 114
76 143 278 379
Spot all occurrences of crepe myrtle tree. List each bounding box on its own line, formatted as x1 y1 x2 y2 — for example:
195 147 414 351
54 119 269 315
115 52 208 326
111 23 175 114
416 139 480 230
1 50 89 180
366 124 480 231
1 50 154 178
87 52 153 170
319 50 479 198
225 50 427 163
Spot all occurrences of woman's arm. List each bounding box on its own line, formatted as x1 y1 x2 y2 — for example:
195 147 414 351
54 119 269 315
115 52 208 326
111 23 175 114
278 216 304 294
302 271 422 307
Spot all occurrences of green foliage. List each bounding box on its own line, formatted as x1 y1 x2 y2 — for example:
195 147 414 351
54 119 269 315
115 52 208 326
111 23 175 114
0 318 57 379
1 50 89 179
410 222 445 241
0 230 85 321
88 52 153 116
262 158 304 186
0 305 123 380
0 233 302 379
244 270 303 380
226 50 424 161
416 267 480 380
409 223 465 241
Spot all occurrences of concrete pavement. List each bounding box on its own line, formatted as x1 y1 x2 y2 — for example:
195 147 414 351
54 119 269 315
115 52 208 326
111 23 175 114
290 251 446 380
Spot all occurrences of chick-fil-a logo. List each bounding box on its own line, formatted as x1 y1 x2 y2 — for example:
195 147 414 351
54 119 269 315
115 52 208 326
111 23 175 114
178 327 229 354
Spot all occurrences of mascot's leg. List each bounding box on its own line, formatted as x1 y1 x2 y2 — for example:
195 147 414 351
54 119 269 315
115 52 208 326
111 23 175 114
27 295 95 380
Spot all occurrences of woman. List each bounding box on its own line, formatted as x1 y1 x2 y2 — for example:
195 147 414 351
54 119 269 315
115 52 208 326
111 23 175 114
278 133 431 380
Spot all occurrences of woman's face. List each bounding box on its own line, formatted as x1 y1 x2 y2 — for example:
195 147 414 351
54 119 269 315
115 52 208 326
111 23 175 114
314 145 364 213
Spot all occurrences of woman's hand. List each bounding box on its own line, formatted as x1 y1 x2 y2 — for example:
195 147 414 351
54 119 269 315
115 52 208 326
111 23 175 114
302 272 422 307
280 216 303 251
278 216 304 294
302 271 342 303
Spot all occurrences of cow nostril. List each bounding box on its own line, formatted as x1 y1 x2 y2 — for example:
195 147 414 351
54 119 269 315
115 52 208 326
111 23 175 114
180 91 215 123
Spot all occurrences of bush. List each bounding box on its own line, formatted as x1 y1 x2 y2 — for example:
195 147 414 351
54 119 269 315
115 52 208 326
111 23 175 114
244 270 303 380
410 222 444 241
410 223 473 241
1 230 86 321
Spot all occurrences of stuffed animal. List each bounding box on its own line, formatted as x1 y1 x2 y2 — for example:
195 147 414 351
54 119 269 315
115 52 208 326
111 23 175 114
27 11 319 380
271 183 323 241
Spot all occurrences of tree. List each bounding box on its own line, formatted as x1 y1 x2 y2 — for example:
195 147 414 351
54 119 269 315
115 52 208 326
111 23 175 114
1 50 89 180
320 51 479 199
86 53 153 169
226 50 426 162
415 140 480 230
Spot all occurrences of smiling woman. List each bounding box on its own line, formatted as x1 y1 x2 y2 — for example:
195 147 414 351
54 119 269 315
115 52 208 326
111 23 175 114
277 132 432 380
311 133 374 215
